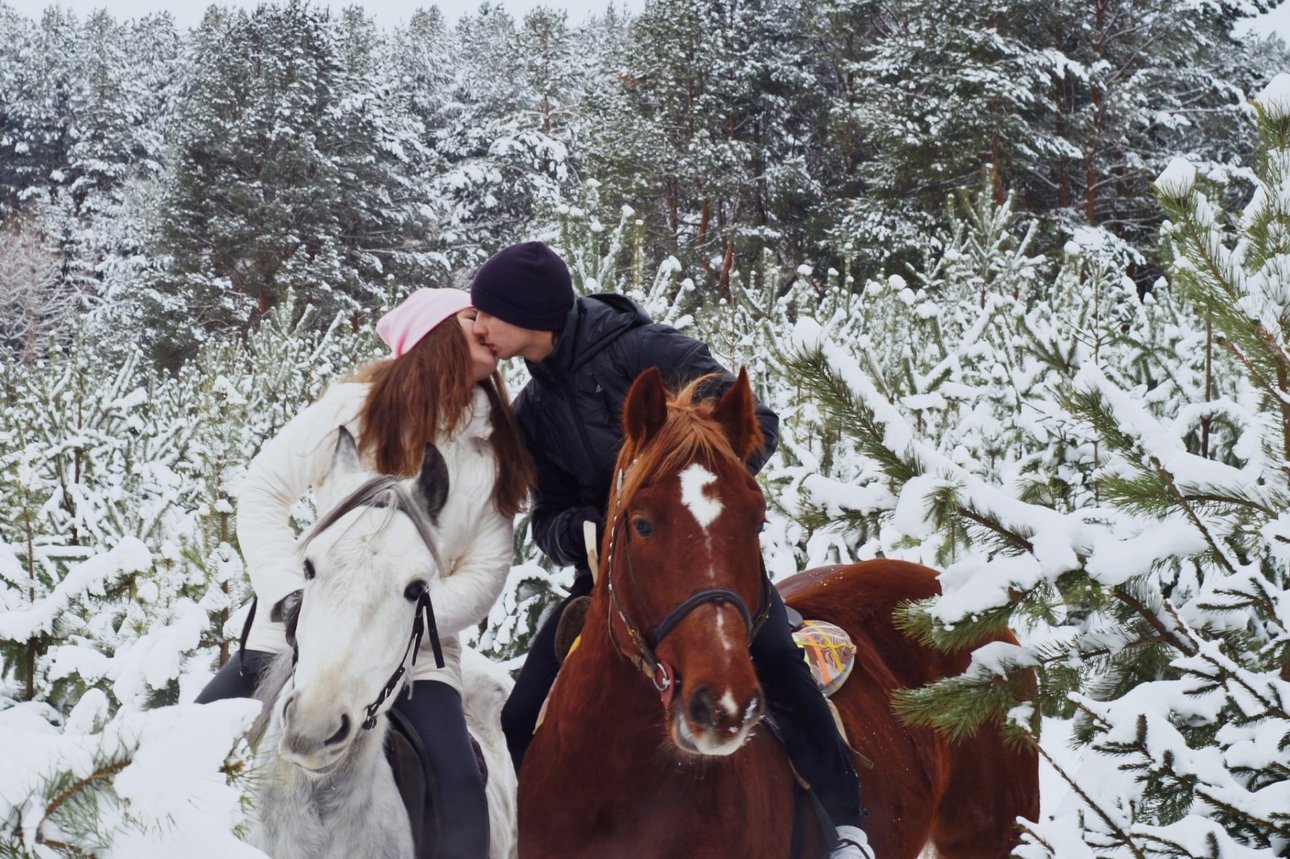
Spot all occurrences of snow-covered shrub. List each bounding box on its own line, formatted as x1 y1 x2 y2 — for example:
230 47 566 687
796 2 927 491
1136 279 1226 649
0 296 367 855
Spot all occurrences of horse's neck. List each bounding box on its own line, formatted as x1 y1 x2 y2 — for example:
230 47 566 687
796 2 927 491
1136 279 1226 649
545 602 678 773
254 719 402 859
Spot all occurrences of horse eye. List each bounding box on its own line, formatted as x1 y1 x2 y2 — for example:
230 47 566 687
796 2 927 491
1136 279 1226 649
404 581 427 602
634 519 654 537
303 559 316 581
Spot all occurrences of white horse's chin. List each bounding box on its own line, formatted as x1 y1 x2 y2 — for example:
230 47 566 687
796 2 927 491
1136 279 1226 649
671 711 750 757
278 743 349 777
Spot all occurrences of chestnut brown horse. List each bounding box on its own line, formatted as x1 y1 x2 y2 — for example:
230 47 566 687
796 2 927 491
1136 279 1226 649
517 367 1039 858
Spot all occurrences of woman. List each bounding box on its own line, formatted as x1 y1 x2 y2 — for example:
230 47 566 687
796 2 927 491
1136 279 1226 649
197 287 533 859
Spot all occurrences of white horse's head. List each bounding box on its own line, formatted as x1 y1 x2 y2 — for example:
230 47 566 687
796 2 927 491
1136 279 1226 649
270 427 449 774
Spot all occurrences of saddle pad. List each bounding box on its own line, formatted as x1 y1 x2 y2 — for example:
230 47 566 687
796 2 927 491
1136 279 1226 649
793 620 855 698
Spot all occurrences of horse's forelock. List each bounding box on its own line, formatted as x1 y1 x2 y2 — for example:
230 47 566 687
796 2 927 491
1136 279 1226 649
300 476 437 556
610 381 745 519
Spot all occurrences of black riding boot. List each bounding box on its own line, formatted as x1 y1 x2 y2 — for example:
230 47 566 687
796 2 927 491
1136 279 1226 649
395 681 491 859
750 588 866 831
500 574 595 772
194 650 274 702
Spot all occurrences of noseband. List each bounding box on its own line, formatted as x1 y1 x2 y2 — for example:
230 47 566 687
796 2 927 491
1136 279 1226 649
297 475 448 731
603 465 772 707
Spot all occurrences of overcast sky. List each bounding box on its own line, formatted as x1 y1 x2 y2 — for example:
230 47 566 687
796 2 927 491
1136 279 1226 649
3 0 643 28
1240 1 1290 41
3 0 1288 41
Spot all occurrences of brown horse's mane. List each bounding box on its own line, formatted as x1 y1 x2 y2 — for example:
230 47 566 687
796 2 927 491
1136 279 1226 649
606 374 755 523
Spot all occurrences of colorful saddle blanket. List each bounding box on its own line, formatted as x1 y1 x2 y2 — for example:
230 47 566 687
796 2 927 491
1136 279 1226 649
793 619 856 698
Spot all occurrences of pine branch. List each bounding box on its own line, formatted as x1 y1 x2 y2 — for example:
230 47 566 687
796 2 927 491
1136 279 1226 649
1166 603 1289 722
1032 737 1149 859
958 504 1034 553
1192 785 1290 843
1111 589 1197 658
33 837 97 857
1180 493 1276 517
41 759 129 827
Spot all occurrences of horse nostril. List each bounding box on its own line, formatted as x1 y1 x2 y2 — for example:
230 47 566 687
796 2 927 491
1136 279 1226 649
324 713 351 747
689 685 716 727
746 693 764 725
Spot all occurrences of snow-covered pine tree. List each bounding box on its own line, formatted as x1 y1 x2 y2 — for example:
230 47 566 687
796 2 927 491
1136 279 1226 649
425 5 582 270
581 0 827 296
150 2 434 368
0 334 192 712
836 0 1281 275
0 8 177 310
0 213 78 368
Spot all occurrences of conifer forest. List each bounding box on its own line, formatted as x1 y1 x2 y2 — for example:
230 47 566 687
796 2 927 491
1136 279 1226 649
1 0 1290 854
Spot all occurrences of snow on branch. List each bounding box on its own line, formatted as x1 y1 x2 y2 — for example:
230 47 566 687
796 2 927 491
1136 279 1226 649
0 538 151 642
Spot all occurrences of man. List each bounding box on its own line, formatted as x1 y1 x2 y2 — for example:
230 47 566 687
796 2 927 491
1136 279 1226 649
470 241 871 859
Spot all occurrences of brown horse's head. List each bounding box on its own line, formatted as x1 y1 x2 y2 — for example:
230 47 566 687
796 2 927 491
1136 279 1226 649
603 367 768 756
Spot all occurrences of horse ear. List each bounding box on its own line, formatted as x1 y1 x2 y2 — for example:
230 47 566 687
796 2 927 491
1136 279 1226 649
331 426 361 477
624 367 668 447
414 443 450 524
713 368 761 461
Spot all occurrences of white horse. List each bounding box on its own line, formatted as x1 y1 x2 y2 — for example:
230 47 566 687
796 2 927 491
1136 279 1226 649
248 431 516 859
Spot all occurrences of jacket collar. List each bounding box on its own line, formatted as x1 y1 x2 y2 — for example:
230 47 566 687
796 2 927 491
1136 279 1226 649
526 295 649 381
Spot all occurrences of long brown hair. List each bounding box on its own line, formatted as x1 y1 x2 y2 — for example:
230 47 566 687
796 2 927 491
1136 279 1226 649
353 319 534 517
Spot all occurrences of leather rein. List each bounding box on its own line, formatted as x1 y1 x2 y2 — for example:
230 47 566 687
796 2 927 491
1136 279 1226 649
601 464 772 709
297 475 447 731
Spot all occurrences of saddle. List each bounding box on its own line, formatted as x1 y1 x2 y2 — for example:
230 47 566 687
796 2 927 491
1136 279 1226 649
385 709 488 859
787 613 857 699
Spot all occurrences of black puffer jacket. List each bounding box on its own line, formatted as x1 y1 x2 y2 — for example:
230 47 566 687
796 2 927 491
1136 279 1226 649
515 294 779 572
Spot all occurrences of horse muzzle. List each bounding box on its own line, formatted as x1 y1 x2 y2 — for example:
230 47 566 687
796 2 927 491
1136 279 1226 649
671 683 764 756
278 692 356 773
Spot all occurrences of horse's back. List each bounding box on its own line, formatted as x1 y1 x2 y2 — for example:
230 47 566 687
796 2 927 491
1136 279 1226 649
779 560 1039 859
779 561 940 646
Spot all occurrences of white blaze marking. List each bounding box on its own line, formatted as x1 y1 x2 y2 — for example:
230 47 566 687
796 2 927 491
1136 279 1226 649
719 691 738 719
716 611 732 648
679 464 723 530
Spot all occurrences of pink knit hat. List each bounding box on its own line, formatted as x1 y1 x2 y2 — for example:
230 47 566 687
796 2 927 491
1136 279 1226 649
376 288 473 357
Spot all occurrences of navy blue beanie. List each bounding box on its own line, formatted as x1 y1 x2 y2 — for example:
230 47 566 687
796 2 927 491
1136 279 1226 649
469 242 574 332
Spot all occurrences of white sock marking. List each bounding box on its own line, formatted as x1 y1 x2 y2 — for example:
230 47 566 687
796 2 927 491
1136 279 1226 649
679 464 723 529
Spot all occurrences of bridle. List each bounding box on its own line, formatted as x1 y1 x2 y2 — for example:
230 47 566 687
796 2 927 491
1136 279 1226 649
296 475 447 731
602 463 772 709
